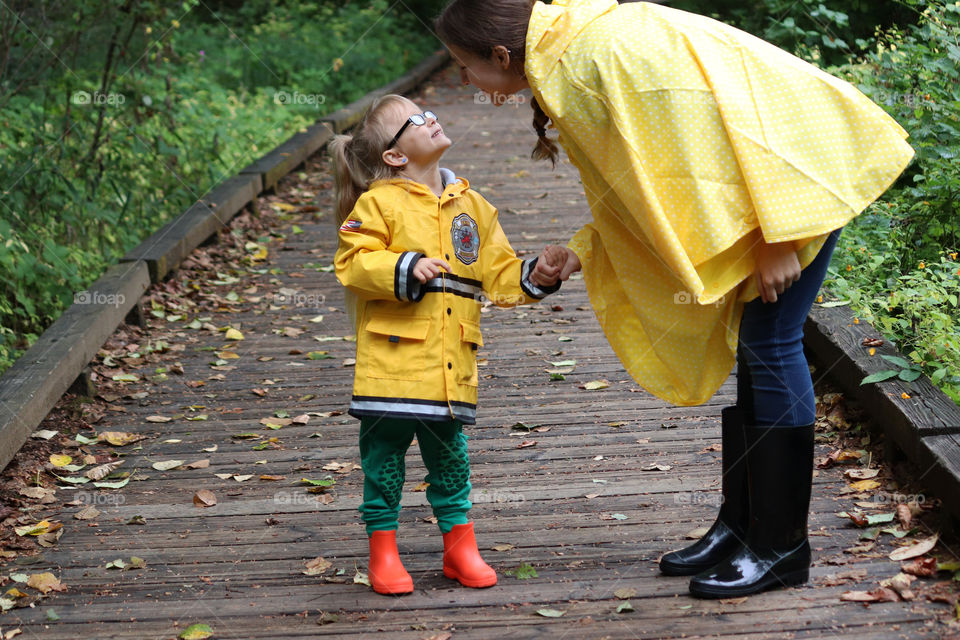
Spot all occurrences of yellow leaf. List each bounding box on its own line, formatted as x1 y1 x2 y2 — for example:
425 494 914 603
224 328 244 341
49 454 72 467
581 380 610 391
850 479 881 492
179 624 214 640
98 431 145 446
26 572 66 594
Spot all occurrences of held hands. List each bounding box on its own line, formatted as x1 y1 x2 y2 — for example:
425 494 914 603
530 245 566 288
413 257 452 283
755 240 801 304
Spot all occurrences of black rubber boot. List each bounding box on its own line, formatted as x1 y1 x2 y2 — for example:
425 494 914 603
659 407 748 576
688 423 814 599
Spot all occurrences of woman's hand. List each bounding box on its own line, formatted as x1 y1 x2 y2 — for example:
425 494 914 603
755 240 801 303
413 257 451 283
557 247 582 281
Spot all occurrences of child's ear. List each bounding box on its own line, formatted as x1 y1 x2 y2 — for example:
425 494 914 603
382 148 407 168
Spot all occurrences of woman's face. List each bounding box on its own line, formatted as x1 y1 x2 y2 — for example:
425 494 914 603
448 45 529 105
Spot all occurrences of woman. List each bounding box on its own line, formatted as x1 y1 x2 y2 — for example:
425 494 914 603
435 0 913 598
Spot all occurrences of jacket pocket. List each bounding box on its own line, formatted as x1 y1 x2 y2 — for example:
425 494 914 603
457 320 483 387
361 314 431 381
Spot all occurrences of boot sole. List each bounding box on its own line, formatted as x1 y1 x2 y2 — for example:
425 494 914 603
689 568 809 599
372 581 414 595
443 567 497 588
660 558 719 577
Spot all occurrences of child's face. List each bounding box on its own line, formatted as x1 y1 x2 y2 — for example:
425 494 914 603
384 99 451 164
448 45 528 105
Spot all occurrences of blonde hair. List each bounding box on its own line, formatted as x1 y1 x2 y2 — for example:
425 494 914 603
435 0 560 166
329 94 410 224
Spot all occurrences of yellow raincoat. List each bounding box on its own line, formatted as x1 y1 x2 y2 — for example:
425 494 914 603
524 0 914 406
335 170 559 424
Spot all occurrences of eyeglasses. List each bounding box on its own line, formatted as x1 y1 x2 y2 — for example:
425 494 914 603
387 110 439 149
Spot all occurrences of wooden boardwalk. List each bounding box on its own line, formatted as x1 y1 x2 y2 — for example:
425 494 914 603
3 67 950 639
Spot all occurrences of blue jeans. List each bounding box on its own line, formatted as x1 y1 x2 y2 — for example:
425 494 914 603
737 229 842 427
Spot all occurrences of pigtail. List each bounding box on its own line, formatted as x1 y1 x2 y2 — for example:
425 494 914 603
329 134 364 225
530 97 559 167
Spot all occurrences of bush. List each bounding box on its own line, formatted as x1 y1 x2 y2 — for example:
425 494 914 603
824 0 960 403
0 0 438 373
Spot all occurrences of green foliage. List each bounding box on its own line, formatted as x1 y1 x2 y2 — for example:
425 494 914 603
823 1 960 403
672 0 913 65
0 0 437 373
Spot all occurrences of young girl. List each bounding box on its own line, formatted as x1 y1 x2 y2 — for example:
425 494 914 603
331 94 563 595
436 0 914 598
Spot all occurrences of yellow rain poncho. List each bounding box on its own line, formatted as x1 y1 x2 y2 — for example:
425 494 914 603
524 0 914 406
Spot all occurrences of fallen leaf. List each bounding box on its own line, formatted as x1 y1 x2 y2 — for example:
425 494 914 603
85 460 124 480
849 479 881 492
98 431 147 446
896 504 913 529
901 557 938 577
224 328 244 341
580 380 610 391
145 415 173 423
74 506 100 520
889 535 938 562
49 454 72 468
845 468 879 481
492 543 514 552
614 587 637 599
517 440 537 449
152 460 185 471
616 602 635 613
193 490 217 508
26 573 66 594
303 557 332 576
31 430 58 440
179 624 214 640
536 608 565 618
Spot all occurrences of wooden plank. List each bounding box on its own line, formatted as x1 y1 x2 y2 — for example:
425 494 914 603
120 173 262 282
239 122 333 193
917 432 960 520
0 261 150 472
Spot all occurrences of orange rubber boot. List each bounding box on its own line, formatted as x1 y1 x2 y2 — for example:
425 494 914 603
442 522 497 588
368 530 413 595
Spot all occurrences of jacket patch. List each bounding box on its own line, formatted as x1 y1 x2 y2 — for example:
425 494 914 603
340 219 363 232
451 213 480 265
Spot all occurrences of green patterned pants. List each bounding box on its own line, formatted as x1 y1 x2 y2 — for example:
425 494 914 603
358 417 471 536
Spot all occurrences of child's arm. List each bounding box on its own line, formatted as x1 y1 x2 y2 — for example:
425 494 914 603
529 245 564 288
478 207 561 307
334 194 440 303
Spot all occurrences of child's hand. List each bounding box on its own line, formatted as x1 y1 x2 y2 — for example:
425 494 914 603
413 257 451 283
531 246 563 287
755 240 800 303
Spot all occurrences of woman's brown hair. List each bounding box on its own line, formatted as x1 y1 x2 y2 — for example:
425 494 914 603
435 0 560 166
329 94 410 224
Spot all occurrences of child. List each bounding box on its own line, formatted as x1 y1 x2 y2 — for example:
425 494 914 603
436 0 914 598
330 94 563 595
